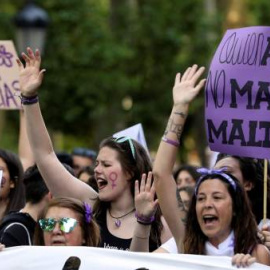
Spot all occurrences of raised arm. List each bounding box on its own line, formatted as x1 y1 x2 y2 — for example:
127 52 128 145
153 65 205 252
17 47 98 205
130 172 158 252
19 109 35 171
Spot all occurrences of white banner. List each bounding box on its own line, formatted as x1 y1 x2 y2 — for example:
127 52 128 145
0 246 268 270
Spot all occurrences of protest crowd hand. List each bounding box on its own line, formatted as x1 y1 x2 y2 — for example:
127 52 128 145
260 224 270 250
16 47 46 97
134 172 158 219
173 64 206 106
231 253 256 268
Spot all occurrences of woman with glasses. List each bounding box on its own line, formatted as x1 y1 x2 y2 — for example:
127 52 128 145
17 48 171 250
34 197 100 246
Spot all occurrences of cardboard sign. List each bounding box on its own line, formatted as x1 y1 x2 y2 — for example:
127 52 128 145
0 40 21 109
205 26 270 159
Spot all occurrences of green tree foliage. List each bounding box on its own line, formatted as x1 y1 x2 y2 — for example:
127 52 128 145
35 0 221 156
247 0 270 25
0 0 236 163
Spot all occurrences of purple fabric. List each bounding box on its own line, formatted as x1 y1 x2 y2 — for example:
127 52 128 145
195 167 237 196
205 26 270 159
161 136 180 147
135 211 155 224
83 202 92 224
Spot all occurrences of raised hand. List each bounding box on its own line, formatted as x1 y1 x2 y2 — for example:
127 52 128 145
16 47 46 97
260 224 270 250
134 172 158 219
173 64 206 106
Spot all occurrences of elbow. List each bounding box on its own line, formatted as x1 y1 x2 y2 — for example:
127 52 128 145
153 167 175 192
153 162 172 181
152 168 163 182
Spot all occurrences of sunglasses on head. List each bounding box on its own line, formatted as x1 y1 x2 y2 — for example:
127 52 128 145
113 136 136 160
39 217 78 233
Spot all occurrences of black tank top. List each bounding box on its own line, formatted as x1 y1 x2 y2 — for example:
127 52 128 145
96 208 160 251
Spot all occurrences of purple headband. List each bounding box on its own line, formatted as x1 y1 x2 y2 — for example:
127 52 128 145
83 202 92 224
195 167 237 196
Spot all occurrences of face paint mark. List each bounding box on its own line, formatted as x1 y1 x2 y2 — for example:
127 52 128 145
109 172 118 189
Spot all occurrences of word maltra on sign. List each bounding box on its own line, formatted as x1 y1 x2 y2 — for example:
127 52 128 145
205 26 270 159
0 41 21 110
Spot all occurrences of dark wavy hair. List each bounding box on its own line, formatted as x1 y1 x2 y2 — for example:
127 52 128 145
93 137 163 247
215 154 270 223
34 197 100 247
183 172 260 254
0 149 25 215
23 165 49 204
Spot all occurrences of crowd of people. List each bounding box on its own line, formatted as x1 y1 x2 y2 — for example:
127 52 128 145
0 47 269 268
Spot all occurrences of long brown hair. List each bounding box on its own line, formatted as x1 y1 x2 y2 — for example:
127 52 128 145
184 173 260 254
34 197 100 247
216 154 270 223
94 137 163 246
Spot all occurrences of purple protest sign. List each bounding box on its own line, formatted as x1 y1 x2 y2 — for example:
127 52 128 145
205 26 270 159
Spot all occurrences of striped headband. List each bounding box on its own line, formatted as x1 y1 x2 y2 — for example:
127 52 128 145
195 167 237 196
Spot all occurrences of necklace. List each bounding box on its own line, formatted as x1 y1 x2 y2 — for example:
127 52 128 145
108 208 135 228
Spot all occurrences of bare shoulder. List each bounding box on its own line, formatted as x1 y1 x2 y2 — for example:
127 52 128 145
251 244 270 266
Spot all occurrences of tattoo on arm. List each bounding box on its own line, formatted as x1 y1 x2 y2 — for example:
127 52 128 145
164 118 171 136
176 188 185 212
176 188 187 225
164 117 183 141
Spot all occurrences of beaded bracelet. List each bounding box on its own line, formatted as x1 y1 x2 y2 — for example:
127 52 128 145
135 212 155 225
20 94 39 105
161 136 180 147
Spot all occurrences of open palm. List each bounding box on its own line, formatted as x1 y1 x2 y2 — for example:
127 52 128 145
135 172 158 218
17 47 45 96
173 64 206 106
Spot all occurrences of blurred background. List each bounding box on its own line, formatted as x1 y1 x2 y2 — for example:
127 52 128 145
0 0 268 166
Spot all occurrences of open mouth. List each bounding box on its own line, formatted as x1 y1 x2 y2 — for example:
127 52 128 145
51 240 65 245
203 215 218 225
96 178 108 190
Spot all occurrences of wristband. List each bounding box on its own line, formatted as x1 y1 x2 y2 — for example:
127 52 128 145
20 94 39 105
161 136 180 147
135 212 155 225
